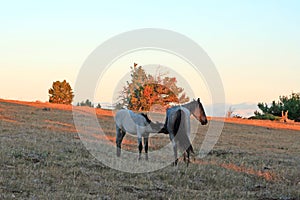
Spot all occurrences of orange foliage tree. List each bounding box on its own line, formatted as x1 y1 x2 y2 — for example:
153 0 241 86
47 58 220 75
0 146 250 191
48 80 74 104
119 63 189 111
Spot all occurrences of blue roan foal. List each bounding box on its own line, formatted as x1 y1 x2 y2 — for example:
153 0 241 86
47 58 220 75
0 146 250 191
115 109 161 160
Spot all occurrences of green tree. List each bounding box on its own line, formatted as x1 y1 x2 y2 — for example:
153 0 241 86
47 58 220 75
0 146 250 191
257 101 283 116
280 93 300 120
48 80 74 104
119 63 189 111
256 92 300 120
77 99 94 107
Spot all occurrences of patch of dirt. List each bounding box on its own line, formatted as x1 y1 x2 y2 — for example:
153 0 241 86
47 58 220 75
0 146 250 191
193 159 276 181
0 115 20 124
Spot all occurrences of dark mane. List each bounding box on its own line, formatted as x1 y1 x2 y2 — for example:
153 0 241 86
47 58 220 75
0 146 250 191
140 113 151 124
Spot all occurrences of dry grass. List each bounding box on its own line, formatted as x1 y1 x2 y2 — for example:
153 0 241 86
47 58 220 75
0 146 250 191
0 100 300 199
212 117 300 131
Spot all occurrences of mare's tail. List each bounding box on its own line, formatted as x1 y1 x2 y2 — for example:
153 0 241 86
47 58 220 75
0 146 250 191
174 109 194 154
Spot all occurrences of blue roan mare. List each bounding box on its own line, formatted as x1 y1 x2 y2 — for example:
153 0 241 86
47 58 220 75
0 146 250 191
159 98 208 166
115 109 161 160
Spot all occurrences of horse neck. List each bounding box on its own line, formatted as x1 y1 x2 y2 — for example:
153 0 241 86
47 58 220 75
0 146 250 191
181 101 196 116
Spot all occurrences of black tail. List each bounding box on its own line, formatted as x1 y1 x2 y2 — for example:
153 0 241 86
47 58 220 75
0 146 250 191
173 109 182 137
174 109 194 154
187 144 194 154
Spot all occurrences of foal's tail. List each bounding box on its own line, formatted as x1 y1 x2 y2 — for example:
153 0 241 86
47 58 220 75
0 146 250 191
174 109 194 154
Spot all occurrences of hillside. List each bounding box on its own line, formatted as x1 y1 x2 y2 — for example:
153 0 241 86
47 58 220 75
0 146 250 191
0 99 299 199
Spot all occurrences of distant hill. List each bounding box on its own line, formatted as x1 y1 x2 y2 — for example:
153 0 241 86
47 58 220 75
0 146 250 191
205 103 258 118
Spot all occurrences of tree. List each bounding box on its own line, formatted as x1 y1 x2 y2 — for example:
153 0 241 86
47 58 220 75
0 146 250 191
119 63 189 111
77 99 94 107
115 103 123 110
279 93 300 120
256 92 300 120
48 80 74 104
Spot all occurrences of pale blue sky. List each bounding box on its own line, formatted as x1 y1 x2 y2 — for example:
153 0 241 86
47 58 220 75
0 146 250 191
1 0 299 105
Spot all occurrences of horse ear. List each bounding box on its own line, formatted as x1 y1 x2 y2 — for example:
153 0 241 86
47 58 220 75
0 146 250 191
197 98 200 103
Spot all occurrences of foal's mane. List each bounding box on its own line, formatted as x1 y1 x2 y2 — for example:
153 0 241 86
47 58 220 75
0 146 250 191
140 113 151 124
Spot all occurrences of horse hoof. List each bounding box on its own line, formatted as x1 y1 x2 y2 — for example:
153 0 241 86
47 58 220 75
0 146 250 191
116 148 121 157
145 154 148 161
172 159 178 166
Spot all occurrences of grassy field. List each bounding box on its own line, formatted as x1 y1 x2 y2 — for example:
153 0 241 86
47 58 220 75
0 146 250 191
0 100 299 199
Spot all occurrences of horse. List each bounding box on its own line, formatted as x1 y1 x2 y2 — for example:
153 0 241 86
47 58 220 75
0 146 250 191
159 98 208 166
115 109 162 160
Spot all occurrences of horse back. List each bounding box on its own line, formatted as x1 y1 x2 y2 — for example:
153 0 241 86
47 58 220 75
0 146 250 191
115 109 150 134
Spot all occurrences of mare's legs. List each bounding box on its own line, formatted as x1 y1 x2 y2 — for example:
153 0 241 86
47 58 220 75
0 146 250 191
144 136 149 161
183 150 191 166
116 125 126 157
186 150 190 166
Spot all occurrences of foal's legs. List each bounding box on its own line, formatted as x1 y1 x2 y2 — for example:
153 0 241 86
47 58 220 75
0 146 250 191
138 137 143 160
137 135 149 161
144 137 149 161
116 125 126 157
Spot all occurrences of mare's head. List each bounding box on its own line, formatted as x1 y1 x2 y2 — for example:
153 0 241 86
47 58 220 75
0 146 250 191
192 98 208 125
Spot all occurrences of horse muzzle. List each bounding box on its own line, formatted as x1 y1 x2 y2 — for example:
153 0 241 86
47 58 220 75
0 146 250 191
201 119 208 125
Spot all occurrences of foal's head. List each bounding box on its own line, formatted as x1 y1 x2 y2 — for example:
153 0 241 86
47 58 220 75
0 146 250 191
192 98 208 125
140 113 151 124
140 113 164 132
